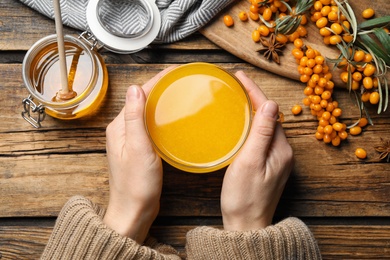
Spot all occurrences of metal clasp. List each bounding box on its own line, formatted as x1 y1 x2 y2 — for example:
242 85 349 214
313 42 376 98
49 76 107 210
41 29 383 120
22 95 46 128
79 31 102 51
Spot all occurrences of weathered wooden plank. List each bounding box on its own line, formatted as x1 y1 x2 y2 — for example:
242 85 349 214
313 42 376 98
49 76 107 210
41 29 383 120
0 224 389 259
0 149 388 218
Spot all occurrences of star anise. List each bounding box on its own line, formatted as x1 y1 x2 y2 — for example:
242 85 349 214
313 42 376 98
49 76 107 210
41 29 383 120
374 138 390 162
256 33 285 64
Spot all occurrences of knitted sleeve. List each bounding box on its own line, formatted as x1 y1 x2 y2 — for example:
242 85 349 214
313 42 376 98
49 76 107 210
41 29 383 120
41 196 180 260
185 218 322 260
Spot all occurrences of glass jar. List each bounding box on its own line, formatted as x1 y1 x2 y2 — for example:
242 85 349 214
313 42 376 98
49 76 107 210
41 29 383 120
22 34 108 128
145 63 253 173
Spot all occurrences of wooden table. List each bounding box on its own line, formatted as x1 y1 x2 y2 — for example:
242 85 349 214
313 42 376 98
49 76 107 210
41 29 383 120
1 1 389 259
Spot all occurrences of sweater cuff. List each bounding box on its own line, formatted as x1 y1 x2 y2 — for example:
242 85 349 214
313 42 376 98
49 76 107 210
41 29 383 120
41 196 180 259
185 217 321 259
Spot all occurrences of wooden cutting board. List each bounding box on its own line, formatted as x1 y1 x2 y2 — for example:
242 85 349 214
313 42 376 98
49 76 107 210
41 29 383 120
200 0 389 88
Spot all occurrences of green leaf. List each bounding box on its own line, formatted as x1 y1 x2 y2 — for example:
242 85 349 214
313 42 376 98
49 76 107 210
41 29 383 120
378 78 383 114
358 34 390 66
373 28 390 55
345 2 357 42
358 16 390 30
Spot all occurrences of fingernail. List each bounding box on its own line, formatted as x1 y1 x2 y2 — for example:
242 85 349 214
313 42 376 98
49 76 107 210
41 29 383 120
261 101 279 120
127 86 140 102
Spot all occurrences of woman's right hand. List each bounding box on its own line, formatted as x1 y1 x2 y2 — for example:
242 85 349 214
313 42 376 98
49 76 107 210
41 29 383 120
221 71 294 231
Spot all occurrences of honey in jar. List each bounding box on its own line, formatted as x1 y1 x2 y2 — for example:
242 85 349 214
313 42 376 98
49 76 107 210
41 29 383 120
22 34 108 125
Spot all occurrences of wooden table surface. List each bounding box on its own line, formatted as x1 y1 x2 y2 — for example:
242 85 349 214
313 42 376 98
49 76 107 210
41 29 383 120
1 0 389 259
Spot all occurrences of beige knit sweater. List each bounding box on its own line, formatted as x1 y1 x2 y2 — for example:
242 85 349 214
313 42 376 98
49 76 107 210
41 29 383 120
41 196 321 259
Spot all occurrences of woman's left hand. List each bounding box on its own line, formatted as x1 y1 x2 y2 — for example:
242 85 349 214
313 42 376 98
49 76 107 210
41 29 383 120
103 67 175 244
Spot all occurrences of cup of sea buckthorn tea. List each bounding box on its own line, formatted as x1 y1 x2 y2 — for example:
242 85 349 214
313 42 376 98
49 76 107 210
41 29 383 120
145 62 252 173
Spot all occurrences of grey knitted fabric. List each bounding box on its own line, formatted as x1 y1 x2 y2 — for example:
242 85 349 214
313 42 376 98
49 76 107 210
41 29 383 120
19 0 234 44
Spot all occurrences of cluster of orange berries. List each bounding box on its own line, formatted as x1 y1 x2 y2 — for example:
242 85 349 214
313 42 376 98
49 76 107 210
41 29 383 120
223 0 308 44
338 49 380 105
292 43 347 146
310 0 354 45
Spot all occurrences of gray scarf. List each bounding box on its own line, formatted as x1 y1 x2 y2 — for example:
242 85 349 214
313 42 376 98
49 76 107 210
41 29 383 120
19 0 234 44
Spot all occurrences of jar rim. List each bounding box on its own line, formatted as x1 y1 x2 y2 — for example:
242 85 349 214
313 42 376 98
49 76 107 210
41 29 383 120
22 34 98 109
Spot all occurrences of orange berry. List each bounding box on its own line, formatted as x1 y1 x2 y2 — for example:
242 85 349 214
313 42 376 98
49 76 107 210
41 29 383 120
324 125 333 135
249 11 259 21
315 131 324 140
363 53 373 63
320 27 332 36
369 92 380 104
353 50 365 62
276 34 288 44
328 11 338 22
332 122 344 132
258 24 270 36
338 130 348 140
291 105 303 115
321 90 332 100
263 8 273 21
332 108 342 117
223 15 234 27
362 8 375 19
363 64 376 77
292 48 304 59
332 136 341 147
355 148 367 159
330 23 343 34
363 76 373 89
323 134 332 143
296 25 307 37
352 71 362 82
349 126 362 136
252 30 261 42
361 91 371 102
316 17 328 28
358 117 368 128
294 38 304 49
320 6 331 17
329 35 342 45
238 11 248 21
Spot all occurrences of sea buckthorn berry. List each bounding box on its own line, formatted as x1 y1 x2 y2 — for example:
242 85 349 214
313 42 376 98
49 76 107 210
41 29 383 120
294 38 304 49
322 111 331 120
332 108 342 117
315 55 325 65
304 86 314 96
249 11 259 21
329 35 342 45
340 71 349 83
276 34 288 44
325 80 335 90
358 117 368 128
315 86 324 95
328 11 338 22
373 77 379 88
319 118 329 127
330 23 343 34
239 11 248 21
320 0 331 5
321 90 332 100
303 67 313 76
321 5 331 17
313 64 323 74
320 99 328 108
363 53 373 63
291 105 302 115
333 122 343 131
361 91 371 102
315 131 324 140
332 136 341 147
258 25 270 36
363 76 373 89
369 92 380 104
249 4 258 13
270 4 278 13
223 15 234 27
263 7 273 21
320 27 332 37
311 11 323 22
342 34 353 43
362 8 375 19
296 25 307 37
300 74 310 83
323 72 332 81
314 1 323 11
355 148 367 159
311 74 320 83
303 97 311 106
363 64 376 77
316 17 328 28
252 30 261 42
351 80 360 90
323 134 332 143
300 56 308 66
342 20 350 31
274 0 283 8
338 130 348 140
288 31 300 42
353 50 365 62
292 49 304 59
300 14 308 25
352 71 362 82
311 95 321 104
349 126 362 136
324 125 333 135
318 77 327 88
329 115 337 125
307 59 316 68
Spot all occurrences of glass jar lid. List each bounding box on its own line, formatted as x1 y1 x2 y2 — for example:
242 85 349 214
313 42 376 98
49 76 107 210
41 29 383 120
87 0 161 53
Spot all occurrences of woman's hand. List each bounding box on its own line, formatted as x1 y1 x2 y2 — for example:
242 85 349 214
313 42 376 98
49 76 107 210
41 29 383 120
103 67 175 244
221 71 294 231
